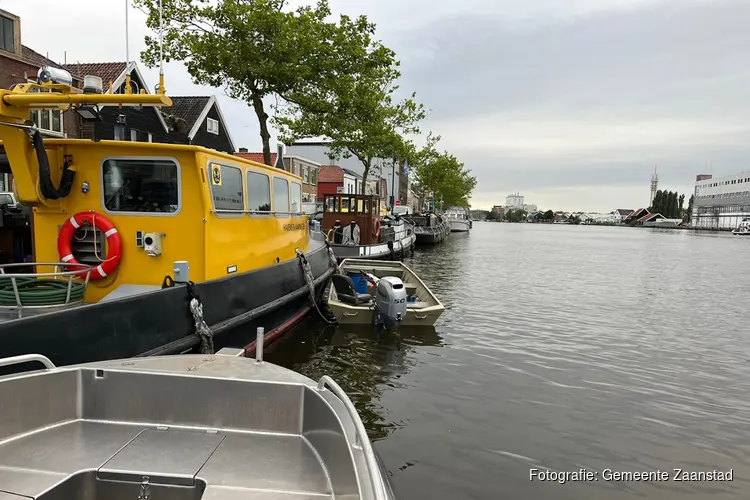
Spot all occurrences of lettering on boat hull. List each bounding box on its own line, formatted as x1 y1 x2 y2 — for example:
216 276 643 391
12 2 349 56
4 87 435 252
283 223 306 232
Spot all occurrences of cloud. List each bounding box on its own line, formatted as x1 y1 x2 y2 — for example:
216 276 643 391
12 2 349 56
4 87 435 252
381 0 750 209
4 0 749 211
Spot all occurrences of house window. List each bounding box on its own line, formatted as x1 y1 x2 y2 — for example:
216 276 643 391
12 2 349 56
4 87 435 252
310 168 317 186
207 117 219 135
303 166 309 184
291 182 302 214
29 88 63 135
102 158 179 213
114 125 126 141
148 133 153 143
246 171 271 213
273 177 289 215
0 16 14 53
130 129 138 142
208 163 243 213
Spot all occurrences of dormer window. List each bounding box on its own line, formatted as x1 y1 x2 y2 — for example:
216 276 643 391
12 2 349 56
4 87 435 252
0 15 14 53
207 117 219 135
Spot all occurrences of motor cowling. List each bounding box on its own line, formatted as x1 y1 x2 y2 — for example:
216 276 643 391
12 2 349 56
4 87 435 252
375 276 408 328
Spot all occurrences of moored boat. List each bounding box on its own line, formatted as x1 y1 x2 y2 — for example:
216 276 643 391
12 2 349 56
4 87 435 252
0 67 335 369
328 258 445 327
732 218 750 235
445 206 472 232
406 212 450 245
322 193 416 261
0 344 398 500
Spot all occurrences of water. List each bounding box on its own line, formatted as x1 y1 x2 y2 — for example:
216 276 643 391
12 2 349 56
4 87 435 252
267 223 750 499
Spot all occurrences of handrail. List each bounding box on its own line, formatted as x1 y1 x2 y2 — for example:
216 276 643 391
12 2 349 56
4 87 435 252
317 375 388 500
0 354 56 370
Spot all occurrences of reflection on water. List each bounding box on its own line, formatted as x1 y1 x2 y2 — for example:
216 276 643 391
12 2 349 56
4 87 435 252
270 223 750 499
267 323 443 441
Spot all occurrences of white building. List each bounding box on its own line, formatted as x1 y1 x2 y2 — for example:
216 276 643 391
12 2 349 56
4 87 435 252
506 192 524 210
523 203 537 213
692 172 750 229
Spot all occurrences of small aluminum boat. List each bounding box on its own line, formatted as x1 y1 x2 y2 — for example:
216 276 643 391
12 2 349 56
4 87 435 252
0 334 397 500
328 259 445 327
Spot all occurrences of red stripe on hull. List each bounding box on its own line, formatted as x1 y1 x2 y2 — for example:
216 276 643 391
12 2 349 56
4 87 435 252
243 305 311 357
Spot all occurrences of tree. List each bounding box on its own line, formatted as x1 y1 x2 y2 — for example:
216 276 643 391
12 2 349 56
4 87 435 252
275 12 425 192
679 194 685 218
651 190 663 214
685 194 694 222
135 0 339 165
543 209 554 221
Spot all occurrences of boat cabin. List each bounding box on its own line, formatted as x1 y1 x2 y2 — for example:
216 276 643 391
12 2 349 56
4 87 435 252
0 70 309 304
322 194 382 245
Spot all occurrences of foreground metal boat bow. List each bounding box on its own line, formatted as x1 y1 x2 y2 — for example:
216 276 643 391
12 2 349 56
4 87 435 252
0 349 397 500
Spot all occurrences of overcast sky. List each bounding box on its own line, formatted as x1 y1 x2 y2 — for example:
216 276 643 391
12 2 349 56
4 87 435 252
4 0 749 211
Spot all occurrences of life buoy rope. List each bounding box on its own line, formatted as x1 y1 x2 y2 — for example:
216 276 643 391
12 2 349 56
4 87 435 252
372 218 381 240
57 211 122 281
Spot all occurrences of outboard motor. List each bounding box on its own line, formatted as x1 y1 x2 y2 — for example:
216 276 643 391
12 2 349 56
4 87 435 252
374 276 408 329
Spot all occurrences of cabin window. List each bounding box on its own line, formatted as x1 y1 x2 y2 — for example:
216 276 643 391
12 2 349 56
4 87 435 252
207 117 219 135
28 88 63 135
246 171 271 213
209 163 244 213
0 16 14 53
341 197 350 213
291 182 302 214
357 199 364 213
325 196 335 212
364 199 370 214
102 158 179 214
273 177 289 215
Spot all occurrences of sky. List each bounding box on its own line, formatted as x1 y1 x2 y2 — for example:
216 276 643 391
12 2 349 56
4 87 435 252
4 0 749 211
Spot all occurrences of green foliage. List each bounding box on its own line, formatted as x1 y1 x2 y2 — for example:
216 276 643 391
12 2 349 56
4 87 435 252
504 209 527 222
274 12 425 192
685 194 694 222
649 189 685 219
134 0 335 164
543 209 554 220
406 134 476 209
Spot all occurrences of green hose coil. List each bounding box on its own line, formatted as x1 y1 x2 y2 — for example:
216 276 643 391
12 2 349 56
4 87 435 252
0 277 86 306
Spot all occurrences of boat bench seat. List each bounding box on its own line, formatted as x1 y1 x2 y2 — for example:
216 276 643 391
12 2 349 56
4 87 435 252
331 274 372 306
407 302 430 309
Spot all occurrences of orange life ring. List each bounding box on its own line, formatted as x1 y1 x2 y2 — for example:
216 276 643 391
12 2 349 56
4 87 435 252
57 211 122 281
372 218 381 240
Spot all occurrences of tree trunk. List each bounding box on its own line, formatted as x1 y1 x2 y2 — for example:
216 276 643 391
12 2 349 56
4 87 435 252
250 92 272 165
360 158 371 195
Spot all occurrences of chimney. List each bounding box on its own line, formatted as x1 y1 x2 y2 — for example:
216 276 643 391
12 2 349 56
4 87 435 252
238 147 248 153
275 144 284 169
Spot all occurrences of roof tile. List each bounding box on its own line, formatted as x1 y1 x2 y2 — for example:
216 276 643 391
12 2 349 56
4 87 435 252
317 166 344 183
62 62 126 87
163 96 211 130
235 152 277 166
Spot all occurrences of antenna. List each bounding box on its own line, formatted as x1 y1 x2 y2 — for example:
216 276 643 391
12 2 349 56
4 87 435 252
125 0 130 64
158 0 165 94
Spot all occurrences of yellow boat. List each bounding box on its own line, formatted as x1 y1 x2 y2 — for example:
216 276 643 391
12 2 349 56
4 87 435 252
0 66 336 368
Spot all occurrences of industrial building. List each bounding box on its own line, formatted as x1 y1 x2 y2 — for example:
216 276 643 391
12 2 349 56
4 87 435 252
691 172 750 230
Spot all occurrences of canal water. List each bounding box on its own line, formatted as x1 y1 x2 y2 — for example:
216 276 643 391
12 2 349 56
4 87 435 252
267 223 750 499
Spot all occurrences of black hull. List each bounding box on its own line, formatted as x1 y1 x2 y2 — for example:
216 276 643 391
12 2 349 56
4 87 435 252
414 223 450 245
0 242 335 374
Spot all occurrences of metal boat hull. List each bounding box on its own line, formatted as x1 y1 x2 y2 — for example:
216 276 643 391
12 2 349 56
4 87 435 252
330 233 416 261
449 219 471 232
0 240 335 374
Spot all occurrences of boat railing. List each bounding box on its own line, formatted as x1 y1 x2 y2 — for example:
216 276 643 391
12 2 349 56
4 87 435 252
0 353 56 371
0 262 92 313
317 375 389 500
